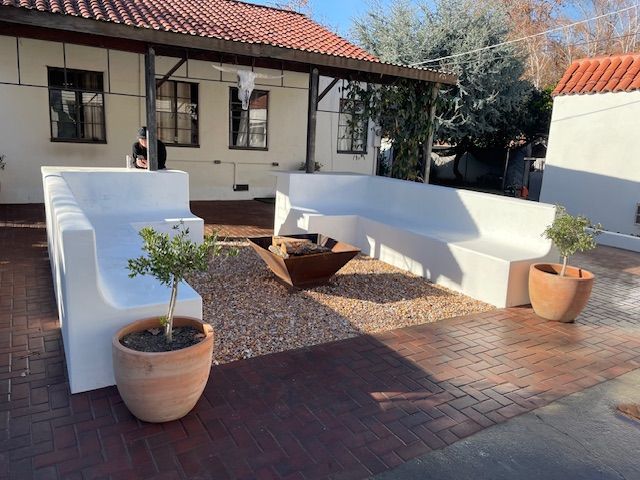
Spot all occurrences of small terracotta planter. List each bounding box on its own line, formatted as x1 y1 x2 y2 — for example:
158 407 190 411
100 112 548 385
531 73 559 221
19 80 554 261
112 317 213 423
528 263 595 323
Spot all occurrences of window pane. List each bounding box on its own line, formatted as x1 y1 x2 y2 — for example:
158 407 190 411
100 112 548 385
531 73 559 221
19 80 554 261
337 99 367 153
157 127 174 144
155 80 198 145
229 88 268 149
49 69 105 142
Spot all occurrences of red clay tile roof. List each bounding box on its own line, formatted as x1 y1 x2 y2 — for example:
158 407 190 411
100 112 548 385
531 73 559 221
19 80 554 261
553 52 640 96
0 0 379 62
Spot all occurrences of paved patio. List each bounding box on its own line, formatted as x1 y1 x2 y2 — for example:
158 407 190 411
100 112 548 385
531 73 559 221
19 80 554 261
1 202 639 479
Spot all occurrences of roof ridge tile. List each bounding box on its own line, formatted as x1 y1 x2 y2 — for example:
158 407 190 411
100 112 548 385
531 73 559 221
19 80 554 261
554 52 640 96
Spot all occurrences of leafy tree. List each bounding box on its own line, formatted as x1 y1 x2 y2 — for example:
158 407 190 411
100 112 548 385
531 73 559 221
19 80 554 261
128 223 235 343
355 0 533 144
353 0 539 179
543 206 602 276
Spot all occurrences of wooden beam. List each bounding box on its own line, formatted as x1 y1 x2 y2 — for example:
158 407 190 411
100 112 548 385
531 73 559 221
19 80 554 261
0 7 457 85
156 57 187 89
422 83 440 184
145 46 158 171
305 68 320 174
316 77 340 106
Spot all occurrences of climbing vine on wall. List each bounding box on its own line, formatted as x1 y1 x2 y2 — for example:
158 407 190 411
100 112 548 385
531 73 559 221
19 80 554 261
345 79 437 181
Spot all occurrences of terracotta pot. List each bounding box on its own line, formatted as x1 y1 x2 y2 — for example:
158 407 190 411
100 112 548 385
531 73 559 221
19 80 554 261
528 263 595 323
112 317 213 423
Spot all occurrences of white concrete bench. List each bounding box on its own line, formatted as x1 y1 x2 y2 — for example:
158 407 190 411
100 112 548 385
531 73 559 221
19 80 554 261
42 167 203 394
274 173 558 308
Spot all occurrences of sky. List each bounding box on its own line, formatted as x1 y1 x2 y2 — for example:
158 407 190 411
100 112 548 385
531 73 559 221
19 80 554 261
250 1 385 38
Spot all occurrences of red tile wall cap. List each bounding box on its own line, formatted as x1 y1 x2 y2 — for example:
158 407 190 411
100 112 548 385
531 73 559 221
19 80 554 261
553 52 640 96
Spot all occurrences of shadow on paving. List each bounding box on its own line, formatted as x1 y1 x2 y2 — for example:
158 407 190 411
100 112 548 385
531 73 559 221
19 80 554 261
1 204 640 479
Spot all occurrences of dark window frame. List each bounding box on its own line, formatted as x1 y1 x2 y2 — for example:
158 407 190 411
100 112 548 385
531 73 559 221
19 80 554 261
337 98 368 155
228 87 269 151
47 67 107 144
156 79 200 148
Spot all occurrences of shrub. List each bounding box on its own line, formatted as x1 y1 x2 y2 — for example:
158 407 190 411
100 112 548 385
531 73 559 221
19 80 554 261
543 206 601 276
127 222 233 343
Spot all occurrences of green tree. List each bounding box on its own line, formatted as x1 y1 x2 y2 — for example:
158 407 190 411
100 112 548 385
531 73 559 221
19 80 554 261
543 206 602 276
127 223 235 343
353 0 538 178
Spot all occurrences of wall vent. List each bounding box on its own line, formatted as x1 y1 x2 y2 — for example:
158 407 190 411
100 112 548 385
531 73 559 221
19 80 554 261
233 184 249 192
636 203 640 226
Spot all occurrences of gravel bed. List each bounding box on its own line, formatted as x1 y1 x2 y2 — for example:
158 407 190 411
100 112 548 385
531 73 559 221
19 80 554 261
187 241 494 365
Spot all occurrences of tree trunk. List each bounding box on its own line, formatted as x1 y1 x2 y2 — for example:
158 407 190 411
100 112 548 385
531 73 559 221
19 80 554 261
560 256 568 277
165 277 178 343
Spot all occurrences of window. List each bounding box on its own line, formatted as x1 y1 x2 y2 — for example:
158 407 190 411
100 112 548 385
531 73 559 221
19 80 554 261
337 98 368 154
156 80 199 146
48 67 106 143
229 88 268 150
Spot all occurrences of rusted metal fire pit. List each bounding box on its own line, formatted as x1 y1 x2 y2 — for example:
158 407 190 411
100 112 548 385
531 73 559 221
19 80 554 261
248 234 360 288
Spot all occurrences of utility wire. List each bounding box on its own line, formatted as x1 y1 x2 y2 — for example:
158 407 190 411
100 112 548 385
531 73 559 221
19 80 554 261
434 31 640 70
410 3 639 66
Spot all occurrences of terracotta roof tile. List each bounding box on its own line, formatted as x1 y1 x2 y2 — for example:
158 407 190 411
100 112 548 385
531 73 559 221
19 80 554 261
0 0 379 62
553 52 640 96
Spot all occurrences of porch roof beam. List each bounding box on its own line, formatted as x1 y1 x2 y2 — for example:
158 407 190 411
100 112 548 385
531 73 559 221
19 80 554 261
156 57 187 89
316 78 340 106
0 7 457 86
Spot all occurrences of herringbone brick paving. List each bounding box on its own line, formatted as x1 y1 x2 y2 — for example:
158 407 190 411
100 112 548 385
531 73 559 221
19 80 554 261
1 203 639 479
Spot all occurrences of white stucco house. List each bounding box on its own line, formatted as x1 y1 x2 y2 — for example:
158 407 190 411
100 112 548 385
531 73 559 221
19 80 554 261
540 52 640 252
0 0 454 204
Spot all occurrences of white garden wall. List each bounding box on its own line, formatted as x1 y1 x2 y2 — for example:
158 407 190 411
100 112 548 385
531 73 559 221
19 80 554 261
0 35 376 203
540 91 640 239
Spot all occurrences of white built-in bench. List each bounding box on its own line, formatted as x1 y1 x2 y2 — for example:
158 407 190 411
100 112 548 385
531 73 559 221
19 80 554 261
42 167 203 394
274 173 558 308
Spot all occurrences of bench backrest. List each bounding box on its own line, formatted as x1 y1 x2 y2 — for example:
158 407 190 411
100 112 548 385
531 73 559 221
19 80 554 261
58 168 191 219
277 173 556 252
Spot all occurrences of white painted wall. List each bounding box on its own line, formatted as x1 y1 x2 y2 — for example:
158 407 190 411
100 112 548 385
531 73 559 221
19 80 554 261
0 35 376 203
540 91 640 237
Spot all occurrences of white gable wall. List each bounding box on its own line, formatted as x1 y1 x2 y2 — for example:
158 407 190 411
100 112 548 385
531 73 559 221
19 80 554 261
0 35 376 203
540 91 640 236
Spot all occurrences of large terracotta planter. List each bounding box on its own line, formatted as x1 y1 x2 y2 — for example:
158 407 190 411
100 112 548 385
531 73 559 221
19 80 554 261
528 263 595 323
112 317 213 423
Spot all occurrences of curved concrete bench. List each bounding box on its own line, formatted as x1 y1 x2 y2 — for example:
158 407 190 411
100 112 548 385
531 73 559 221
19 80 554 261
42 167 203 393
274 173 558 308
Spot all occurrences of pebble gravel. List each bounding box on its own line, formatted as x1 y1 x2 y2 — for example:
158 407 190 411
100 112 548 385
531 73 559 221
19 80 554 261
187 241 494 365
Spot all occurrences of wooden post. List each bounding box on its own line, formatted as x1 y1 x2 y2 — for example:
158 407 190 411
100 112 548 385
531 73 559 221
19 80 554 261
305 67 319 174
422 82 440 183
144 46 158 171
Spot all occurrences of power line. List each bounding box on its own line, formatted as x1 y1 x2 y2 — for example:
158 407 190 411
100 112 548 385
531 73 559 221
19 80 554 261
410 3 639 66
434 30 640 70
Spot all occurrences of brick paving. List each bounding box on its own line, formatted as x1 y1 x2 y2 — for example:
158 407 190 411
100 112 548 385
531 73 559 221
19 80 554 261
190 200 275 238
1 203 639 479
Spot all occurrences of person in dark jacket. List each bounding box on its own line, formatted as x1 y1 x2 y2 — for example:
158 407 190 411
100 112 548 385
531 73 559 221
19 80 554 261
132 127 167 169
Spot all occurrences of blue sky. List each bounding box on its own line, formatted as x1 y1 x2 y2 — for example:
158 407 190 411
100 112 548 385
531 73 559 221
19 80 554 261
251 1 385 38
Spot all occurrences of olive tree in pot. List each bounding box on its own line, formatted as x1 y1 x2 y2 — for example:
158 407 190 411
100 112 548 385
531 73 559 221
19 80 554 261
112 222 227 423
529 206 601 323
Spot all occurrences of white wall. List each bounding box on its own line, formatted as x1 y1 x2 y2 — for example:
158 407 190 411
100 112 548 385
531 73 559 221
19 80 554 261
0 35 375 203
540 91 640 236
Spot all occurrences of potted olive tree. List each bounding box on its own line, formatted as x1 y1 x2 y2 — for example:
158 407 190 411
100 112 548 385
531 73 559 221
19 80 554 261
112 222 227 423
529 206 601 323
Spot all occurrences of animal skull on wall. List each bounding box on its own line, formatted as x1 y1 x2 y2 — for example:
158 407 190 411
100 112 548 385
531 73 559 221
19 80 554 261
212 65 283 110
